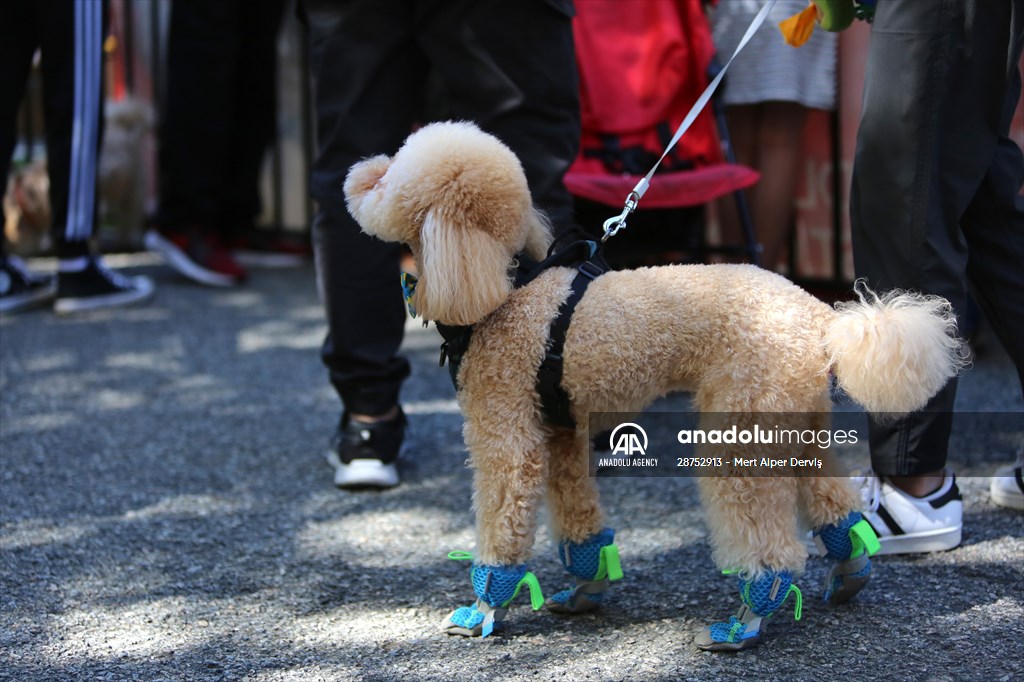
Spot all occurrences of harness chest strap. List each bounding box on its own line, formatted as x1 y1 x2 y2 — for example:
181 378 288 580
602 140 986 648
435 240 608 429
535 258 605 428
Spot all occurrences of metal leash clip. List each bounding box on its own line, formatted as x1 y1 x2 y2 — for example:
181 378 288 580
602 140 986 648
601 190 641 243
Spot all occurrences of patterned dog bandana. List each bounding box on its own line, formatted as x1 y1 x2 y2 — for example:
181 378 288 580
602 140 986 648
401 271 418 318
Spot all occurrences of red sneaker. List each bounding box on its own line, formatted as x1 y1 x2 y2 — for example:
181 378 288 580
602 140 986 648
145 228 247 287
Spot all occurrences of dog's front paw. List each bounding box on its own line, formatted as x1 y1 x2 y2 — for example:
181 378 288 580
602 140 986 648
695 605 766 652
444 599 506 637
443 561 546 637
696 570 803 652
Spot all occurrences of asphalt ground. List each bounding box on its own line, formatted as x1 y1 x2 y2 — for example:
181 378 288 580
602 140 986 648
1 255 1022 682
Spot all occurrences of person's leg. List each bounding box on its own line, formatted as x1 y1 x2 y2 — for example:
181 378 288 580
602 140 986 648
750 101 807 272
849 0 1015 548
38 0 152 313
715 104 758 263
157 0 240 233
716 102 808 272
0 2 37 248
147 0 247 286
420 0 580 232
852 0 1012 480
962 70 1024 397
220 0 286 238
301 0 423 486
961 62 1024 510
38 0 103 260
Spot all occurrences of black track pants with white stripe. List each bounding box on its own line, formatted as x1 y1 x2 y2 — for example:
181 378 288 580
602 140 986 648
0 0 108 259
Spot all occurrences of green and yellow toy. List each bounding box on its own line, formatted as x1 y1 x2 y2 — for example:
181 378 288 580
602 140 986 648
780 0 877 47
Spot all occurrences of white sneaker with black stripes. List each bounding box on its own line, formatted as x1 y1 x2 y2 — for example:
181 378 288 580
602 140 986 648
854 470 963 555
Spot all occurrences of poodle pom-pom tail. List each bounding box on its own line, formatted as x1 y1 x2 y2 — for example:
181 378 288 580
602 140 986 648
826 282 968 415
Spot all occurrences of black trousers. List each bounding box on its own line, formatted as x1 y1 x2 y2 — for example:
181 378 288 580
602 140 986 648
0 0 108 259
157 0 285 237
300 0 580 415
851 0 1024 476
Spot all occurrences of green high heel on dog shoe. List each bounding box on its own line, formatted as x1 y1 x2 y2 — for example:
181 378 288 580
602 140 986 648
813 511 880 604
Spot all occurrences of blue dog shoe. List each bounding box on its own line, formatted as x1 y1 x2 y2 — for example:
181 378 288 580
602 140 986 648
695 570 803 652
813 511 880 604
445 599 507 638
546 528 624 614
696 603 767 651
444 558 544 637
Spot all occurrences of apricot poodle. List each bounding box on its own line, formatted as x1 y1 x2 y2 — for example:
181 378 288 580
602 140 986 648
343 122 964 649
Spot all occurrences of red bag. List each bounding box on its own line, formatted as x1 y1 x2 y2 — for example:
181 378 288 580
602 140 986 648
567 0 757 208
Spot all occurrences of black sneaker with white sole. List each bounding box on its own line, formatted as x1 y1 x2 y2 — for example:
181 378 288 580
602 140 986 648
326 410 406 489
0 256 56 314
54 257 155 314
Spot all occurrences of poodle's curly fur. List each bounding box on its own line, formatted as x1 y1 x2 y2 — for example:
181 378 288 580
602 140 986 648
345 121 965 594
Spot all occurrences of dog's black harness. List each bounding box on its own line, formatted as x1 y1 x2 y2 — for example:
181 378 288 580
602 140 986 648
436 239 608 429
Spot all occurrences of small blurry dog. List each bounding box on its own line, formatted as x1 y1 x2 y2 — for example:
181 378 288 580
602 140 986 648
3 159 51 256
3 98 153 255
98 97 153 248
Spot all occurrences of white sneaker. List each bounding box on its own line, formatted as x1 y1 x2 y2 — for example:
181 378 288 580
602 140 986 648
990 454 1024 511
855 470 963 555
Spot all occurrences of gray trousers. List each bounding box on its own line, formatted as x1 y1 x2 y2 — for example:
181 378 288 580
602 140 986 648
850 0 1024 476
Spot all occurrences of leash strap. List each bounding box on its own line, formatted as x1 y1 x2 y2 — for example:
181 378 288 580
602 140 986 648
602 0 779 242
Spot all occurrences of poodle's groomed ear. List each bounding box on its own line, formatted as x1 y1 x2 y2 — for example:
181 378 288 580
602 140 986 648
344 155 402 241
414 205 514 326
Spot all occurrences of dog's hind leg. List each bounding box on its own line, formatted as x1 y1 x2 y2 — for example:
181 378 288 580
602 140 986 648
444 410 549 637
694 411 808 651
543 428 622 614
797 431 864 532
697 473 807 578
695 472 807 651
799 424 880 605
694 409 810 576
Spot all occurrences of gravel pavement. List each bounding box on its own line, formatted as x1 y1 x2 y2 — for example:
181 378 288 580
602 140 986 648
2 255 1022 682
